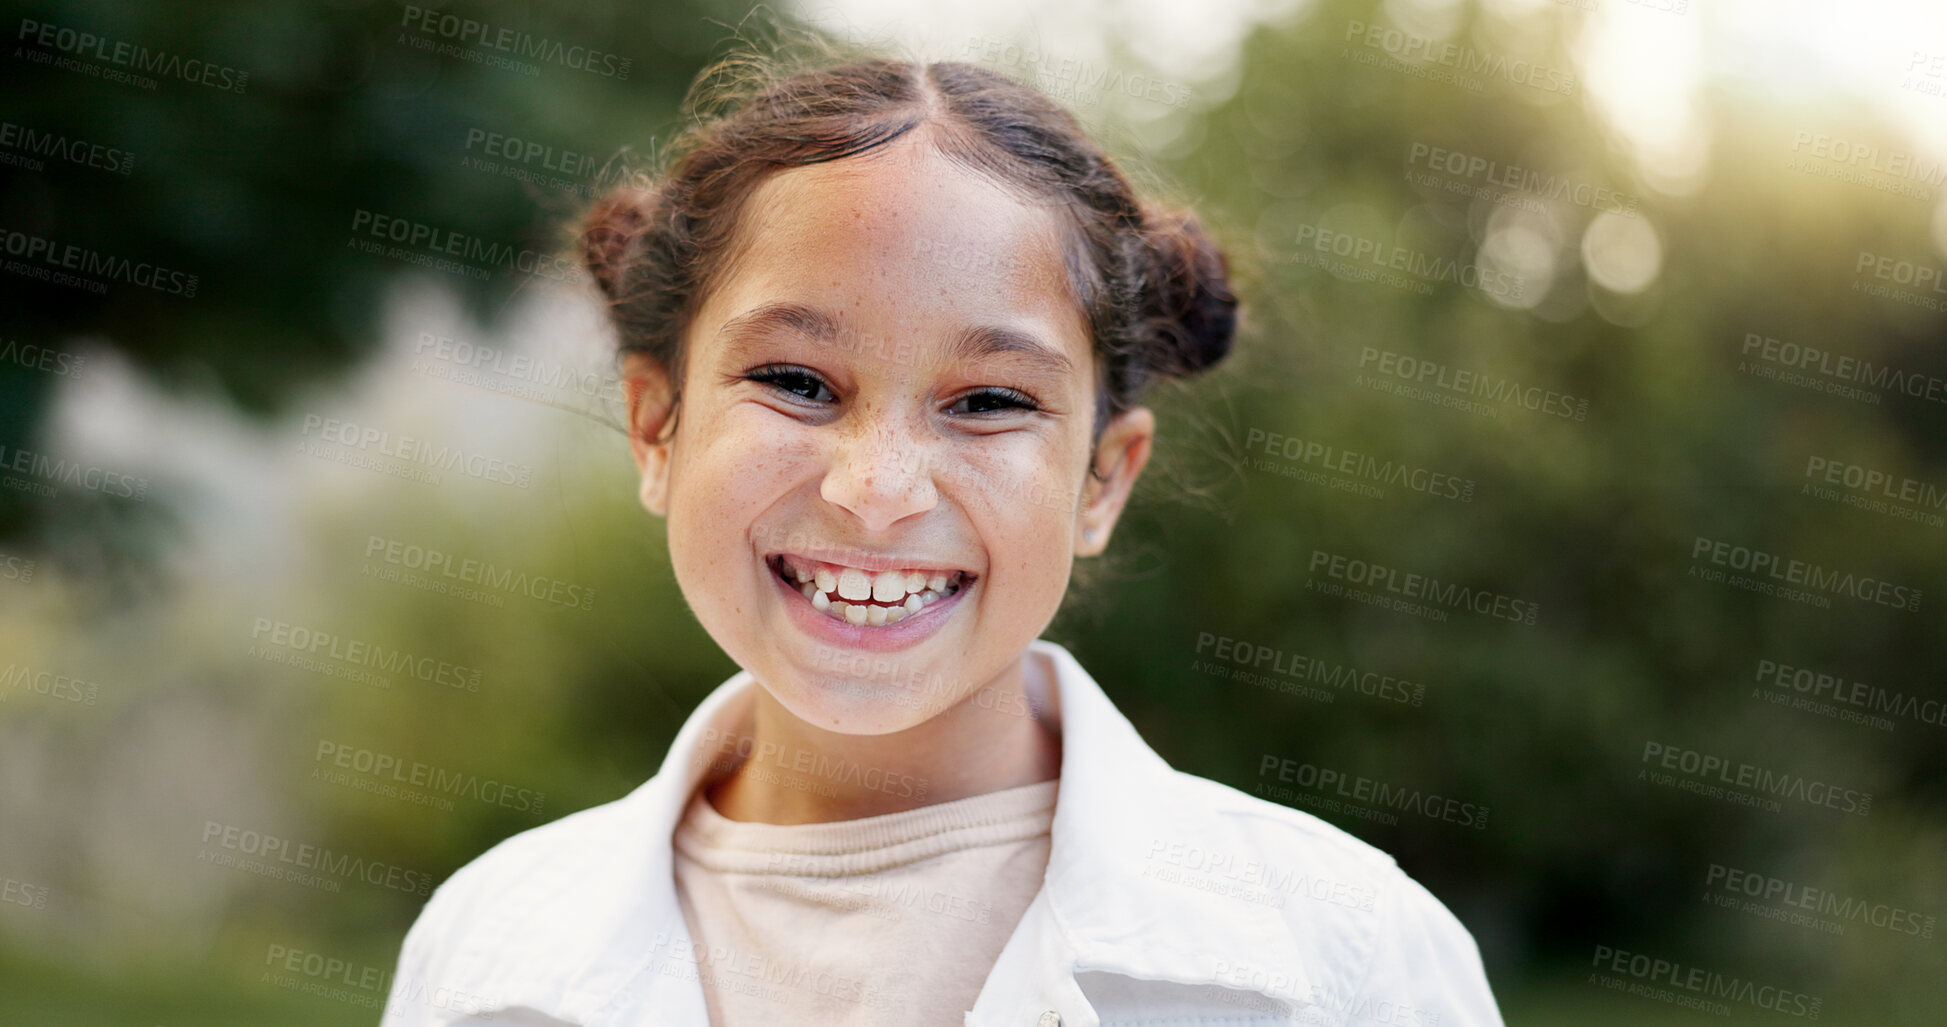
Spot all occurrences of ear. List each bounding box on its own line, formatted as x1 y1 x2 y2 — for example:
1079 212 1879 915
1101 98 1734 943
1075 405 1154 556
622 350 676 517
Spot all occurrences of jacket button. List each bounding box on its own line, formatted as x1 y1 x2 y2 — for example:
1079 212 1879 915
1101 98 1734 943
1038 1013 1061 1027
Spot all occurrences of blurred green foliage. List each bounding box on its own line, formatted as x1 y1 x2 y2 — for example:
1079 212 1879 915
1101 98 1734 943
1 0 1943 1024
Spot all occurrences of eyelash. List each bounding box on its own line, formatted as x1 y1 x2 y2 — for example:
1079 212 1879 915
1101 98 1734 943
743 364 1042 416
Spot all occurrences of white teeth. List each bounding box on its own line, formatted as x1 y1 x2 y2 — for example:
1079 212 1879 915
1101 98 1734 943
781 557 968 626
837 567 872 601
872 571 907 603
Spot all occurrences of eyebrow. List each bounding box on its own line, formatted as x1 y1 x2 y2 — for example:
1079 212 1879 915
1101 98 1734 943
717 302 843 347
716 301 1075 377
945 324 1075 378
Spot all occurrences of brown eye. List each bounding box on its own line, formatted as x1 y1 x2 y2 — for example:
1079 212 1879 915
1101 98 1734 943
949 388 1039 415
747 365 835 403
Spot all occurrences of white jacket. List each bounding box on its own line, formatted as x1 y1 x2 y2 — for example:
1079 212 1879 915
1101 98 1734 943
380 639 1503 1026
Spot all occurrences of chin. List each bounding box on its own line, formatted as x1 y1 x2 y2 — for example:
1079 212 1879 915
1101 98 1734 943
767 670 950 736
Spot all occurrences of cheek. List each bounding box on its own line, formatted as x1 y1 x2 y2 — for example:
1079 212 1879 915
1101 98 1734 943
667 406 822 570
945 438 1086 582
954 431 1085 515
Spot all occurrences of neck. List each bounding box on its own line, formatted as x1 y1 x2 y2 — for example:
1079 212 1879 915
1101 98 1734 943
704 651 1061 825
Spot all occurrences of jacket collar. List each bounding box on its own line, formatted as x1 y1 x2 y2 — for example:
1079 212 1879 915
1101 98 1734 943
590 639 1314 1021
1027 639 1315 1011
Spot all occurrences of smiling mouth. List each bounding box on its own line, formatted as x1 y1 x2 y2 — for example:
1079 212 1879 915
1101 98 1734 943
769 554 970 626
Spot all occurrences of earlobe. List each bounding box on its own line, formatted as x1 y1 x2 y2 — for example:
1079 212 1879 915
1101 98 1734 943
638 463 669 517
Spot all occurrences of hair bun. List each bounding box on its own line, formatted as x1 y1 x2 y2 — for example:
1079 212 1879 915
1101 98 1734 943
1138 205 1237 378
578 184 660 302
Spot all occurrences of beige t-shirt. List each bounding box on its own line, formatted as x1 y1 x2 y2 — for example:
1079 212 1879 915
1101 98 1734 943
670 777 1059 1026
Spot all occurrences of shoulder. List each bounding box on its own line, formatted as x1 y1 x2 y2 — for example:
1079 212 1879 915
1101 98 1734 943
1161 770 1503 1024
383 780 671 1024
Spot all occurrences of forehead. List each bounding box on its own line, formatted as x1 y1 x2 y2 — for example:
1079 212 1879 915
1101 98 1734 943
695 134 1091 365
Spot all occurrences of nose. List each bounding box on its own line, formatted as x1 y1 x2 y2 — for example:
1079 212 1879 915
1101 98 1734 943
820 415 939 532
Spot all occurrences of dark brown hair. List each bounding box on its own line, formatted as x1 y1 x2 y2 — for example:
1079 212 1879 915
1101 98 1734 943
578 44 1237 443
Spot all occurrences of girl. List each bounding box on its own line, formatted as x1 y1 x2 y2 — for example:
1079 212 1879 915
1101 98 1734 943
383 49 1502 1027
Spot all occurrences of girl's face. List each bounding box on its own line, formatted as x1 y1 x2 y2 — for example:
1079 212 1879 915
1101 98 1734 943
625 133 1152 734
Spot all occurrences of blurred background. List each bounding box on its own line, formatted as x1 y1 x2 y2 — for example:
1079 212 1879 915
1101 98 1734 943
2 0 1943 1022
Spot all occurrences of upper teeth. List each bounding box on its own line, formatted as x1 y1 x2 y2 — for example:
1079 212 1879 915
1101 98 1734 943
826 564 943 603
778 556 963 624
